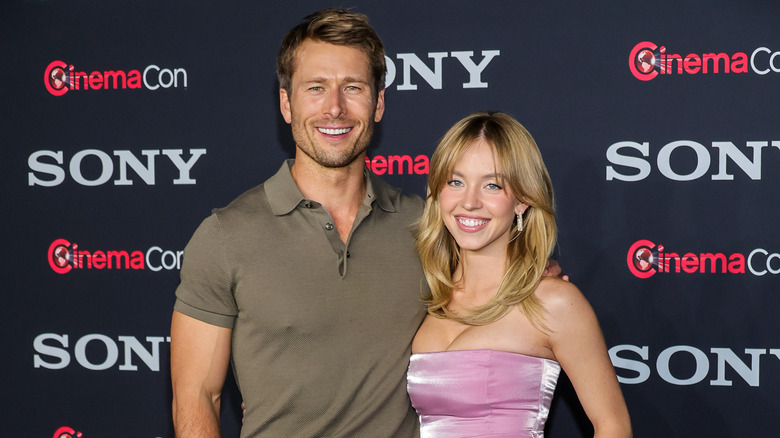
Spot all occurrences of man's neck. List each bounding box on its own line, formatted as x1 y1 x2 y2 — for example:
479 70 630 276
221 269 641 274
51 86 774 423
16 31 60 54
290 153 367 242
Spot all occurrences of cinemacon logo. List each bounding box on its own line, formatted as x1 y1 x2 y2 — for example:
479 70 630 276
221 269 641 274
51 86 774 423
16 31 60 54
45 60 187 96
627 239 780 278
629 41 780 81
365 154 429 175
53 426 82 438
52 426 162 438
48 238 182 274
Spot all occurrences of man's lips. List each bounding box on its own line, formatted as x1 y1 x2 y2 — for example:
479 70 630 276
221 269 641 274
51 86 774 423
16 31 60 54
317 127 352 135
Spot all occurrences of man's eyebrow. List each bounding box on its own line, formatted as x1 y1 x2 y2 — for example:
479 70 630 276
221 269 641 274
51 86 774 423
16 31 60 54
301 76 369 84
343 77 369 84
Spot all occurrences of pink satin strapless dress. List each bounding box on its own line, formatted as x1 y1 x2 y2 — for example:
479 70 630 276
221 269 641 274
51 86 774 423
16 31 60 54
407 349 560 437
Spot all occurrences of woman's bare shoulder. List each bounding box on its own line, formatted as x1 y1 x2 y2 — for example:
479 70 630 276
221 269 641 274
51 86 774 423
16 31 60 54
536 277 584 303
534 277 596 325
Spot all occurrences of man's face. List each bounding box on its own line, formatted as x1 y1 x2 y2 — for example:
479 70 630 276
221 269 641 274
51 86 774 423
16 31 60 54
280 40 385 169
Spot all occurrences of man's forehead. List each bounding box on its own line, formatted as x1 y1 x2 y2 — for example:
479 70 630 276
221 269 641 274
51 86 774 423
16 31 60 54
291 40 372 80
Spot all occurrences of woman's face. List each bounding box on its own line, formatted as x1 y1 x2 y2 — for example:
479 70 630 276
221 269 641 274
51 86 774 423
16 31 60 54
438 139 526 256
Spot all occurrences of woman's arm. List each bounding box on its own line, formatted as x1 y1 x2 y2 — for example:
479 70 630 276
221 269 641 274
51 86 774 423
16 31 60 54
539 278 632 437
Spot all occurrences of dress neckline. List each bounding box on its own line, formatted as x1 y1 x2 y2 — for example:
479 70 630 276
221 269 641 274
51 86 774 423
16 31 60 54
411 348 557 363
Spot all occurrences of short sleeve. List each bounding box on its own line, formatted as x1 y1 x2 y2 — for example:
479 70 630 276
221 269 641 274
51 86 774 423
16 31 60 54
173 213 237 328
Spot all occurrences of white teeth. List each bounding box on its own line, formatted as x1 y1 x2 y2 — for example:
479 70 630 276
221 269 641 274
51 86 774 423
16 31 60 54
318 127 351 135
457 217 487 227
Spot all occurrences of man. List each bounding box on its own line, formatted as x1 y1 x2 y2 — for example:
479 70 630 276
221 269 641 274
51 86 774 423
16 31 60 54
171 9 427 437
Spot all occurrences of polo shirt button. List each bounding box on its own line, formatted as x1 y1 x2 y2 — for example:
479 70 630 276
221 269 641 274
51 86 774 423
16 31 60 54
325 223 334 230
304 202 312 208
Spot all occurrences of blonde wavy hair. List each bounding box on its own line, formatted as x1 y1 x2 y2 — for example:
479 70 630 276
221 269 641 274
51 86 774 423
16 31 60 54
415 111 557 327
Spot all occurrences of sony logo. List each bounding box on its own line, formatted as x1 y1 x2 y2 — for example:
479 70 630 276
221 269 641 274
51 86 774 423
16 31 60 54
385 50 500 90
606 140 780 181
28 148 206 187
610 344 780 387
33 333 170 371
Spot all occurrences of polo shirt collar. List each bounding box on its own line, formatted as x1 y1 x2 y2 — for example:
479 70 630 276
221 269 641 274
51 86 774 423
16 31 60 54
265 159 396 216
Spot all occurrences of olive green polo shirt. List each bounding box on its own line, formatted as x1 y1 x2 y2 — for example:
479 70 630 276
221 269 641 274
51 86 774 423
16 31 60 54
175 160 427 437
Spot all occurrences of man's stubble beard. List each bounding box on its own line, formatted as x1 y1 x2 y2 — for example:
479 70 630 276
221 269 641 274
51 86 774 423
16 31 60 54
290 110 376 169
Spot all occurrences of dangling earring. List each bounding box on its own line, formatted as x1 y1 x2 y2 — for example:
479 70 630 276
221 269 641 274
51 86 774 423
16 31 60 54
517 214 523 232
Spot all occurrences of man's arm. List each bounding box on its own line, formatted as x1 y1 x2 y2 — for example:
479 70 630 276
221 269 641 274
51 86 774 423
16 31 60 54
171 310 232 437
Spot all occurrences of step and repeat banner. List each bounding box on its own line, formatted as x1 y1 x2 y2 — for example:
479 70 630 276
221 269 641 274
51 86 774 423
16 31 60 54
4 1 779 436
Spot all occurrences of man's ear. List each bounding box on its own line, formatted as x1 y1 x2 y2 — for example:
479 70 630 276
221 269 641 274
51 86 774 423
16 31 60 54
374 88 385 122
280 88 292 124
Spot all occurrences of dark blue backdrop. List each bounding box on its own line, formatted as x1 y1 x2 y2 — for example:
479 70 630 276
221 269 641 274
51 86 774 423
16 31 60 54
4 1 779 436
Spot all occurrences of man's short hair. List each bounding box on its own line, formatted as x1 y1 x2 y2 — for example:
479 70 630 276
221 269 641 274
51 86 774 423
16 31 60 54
277 8 386 96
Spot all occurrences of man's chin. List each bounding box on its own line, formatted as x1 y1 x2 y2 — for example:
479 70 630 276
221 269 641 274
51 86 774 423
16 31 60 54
317 153 365 169
297 148 366 170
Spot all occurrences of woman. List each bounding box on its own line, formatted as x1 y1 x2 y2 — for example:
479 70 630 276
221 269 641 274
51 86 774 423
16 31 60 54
408 111 632 437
